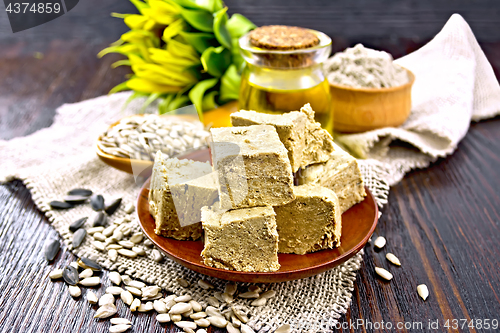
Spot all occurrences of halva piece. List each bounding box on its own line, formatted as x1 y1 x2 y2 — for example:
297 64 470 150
201 206 280 272
149 152 219 240
297 143 366 213
230 103 335 172
210 125 294 209
273 184 342 254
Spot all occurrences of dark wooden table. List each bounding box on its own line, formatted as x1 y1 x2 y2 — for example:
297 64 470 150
1 1 499 332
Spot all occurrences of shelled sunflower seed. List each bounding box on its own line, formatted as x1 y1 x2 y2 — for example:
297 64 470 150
417 284 429 300
98 115 210 161
87 291 98 304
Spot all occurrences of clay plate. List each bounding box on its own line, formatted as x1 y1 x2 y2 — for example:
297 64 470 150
137 148 378 283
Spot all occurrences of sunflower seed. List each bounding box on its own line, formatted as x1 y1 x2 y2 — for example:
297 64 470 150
64 195 89 204
225 283 237 296
110 318 132 325
128 280 146 289
207 297 219 307
152 249 163 262
143 239 153 247
79 268 93 279
93 212 107 227
189 300 203 312
125 286 142 297
223 309 233 321
248 285 261 293
109 324 131 333
169 302 192 315
80 276 100 287
93 232 106 242
182 309 194 317
238 291 259 299
157 313 171 323
108 271 122 285
231 314 241 327
206 306 223 318
112 230 124 241
129 233 143 244
171 314 182 322
90 194 105 211
72 229 87 248
175 295 192 302
124 203 135 214
88 226 105 235
45 239 60 262
69 217 88 232
68 189 93 197
165 299 176 310
417 284 429 300
375 267 393 280
132 246 146 256
142 286 161 298
259 290 276 299
197 279 214 290
108 249 118 261
105 198 122 215
103 225 116 237
197 330 207 333
194 319 210 328
231 307 248 323
106 286 124 295
121 290 134 305
121 275 132 286
190 312 207 320
107 244 123 250
250 298 266 307
62 265 79 285
118 240 134 249
227 323 240 333
94 304 117 318
175 321 197 330
87 291 98 304
94 241 105 251
99 293 115 306
214 292 224 302
164 294 177 302
374 236 386 249
221 292 234 304
69 285 81 298
240 324 255 333
70 262 79 270
184 328 195 333
138 301 154 312
49 269 63 279
130 298 141 312
153 299 167 313
142 294 163 301
177 278 189 288
118 249 137 258
208 316 228 328
50 200 74 209
386 253 401 266
79 257 102 271
275 324 291 333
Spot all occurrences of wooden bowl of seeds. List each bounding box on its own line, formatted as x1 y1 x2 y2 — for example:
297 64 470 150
96 114 210 174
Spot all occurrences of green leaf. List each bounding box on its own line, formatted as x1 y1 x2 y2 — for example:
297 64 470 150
179 31 216 54
200 46 231 77
158 94 176 114
202 90 219 110
109 82 130 95
188 78 218 115
226 13 256 38
220 64 241 102
194 0 224 12
171 0 204 10
169 95 191 111
213 7 231 49
180 8 214 32
138 92 161 112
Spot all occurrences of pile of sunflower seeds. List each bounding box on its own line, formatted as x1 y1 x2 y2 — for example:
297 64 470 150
46 187 289 333
98 115 210 161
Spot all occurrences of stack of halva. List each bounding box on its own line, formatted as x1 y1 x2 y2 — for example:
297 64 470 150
148 104 366 272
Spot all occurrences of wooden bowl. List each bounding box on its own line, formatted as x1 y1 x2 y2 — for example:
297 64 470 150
137 148 378 283
330 68 415 133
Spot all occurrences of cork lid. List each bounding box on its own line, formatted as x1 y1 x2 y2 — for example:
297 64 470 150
249 25 320 51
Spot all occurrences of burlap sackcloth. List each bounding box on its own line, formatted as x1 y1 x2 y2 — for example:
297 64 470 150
0 14 499 332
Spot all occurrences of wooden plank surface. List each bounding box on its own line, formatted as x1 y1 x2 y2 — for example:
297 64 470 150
1 1 500 332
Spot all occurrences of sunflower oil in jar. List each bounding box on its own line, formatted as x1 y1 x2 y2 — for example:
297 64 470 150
238 25 333 133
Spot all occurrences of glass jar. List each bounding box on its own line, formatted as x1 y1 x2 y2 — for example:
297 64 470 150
238 27 333 133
